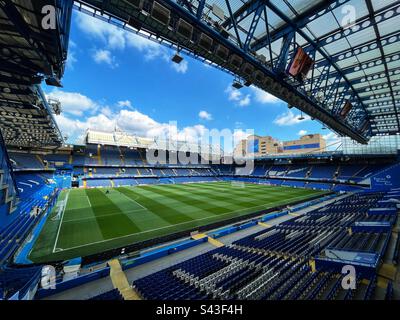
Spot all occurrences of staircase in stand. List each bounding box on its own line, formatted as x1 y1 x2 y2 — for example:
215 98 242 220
0 130 18 215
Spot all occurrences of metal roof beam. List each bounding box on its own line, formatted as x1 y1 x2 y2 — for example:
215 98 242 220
244 4 264 51
74 0 370 144
308 67 400 96
221 0 263 29
263 0 369 125
314 31 400 69
224 0 244 49
365 0 400 134
196 0 206 19
0 74 40 86
302 2 400 53
303 52 400 85
0 60 40 76
0 0 54 76
251 0 341 51
177 0 195 15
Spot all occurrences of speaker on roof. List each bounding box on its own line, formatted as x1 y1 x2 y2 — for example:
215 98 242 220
340 100 353 119
128 16 142 30
241 63 254 76
229 54 242 69
124 0 143 9
258 54 266 64
219 27 229 39
264 77 272 86
215 44 229 61
198 33 213 52
254 70 264 83
151 1 170 26
176 18 193 39
288 47 314 81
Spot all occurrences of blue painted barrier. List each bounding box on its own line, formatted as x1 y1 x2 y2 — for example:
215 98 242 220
121 237 208 270
35 267 110 299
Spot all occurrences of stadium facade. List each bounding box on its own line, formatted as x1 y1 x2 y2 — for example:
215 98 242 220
235 133 327 157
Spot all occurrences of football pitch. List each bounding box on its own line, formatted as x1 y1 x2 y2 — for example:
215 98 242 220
29 182 327 262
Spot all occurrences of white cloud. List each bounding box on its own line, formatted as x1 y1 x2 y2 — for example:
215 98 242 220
66 40 77 70
76 13 126 50
238 94 251 107
225 86 251 107
233 129 251 143
298 130 308 136
117 100 133 108
226 86 242 101
274 110 311 126
171 60 188 74
47 89 99 116
52 91 214 146
323 132 342 149
251 86 280 104
126 33 162 56
199 110 212 121
93 49 118 68
234 121 245 129
76 12 188 73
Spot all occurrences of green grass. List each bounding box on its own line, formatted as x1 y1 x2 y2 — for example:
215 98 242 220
29 182 326 263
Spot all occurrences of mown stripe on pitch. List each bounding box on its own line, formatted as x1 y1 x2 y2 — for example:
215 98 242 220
117 187 195 224
143 183 314 212
170 183 292 205
161 184 271 211
173 183 324 211
139 185 243 215
103 189 172 230
145 183 308 214
171 182 280 197
173 183 283 200
86 188 140 238
180 182 315 197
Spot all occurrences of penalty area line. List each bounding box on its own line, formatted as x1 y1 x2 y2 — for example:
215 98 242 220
52 190 69 253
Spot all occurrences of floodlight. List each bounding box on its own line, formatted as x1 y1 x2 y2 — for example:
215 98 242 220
45 76 62 87
232 80 243 89
244 80 252 87
171 52 183 64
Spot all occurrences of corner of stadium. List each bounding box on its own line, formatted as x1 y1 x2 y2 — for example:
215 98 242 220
0 0 400 308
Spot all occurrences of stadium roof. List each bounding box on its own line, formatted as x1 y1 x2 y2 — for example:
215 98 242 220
75 0 400 144
86 129 224 156
0 0 72 147
1 1 398 148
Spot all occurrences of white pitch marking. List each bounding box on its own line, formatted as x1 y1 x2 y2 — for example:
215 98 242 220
52 190 70 253
62 208 148 223
114 189 147 210
86 195 92 208
55 193 313 252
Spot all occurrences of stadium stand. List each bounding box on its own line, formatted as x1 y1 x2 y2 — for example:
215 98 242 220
1 139 399 300
133 192 396 300
89 289 124 301
0 0 399 302
0 266 42 300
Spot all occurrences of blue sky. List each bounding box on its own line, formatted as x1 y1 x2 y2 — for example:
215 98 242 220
45 10 339 151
